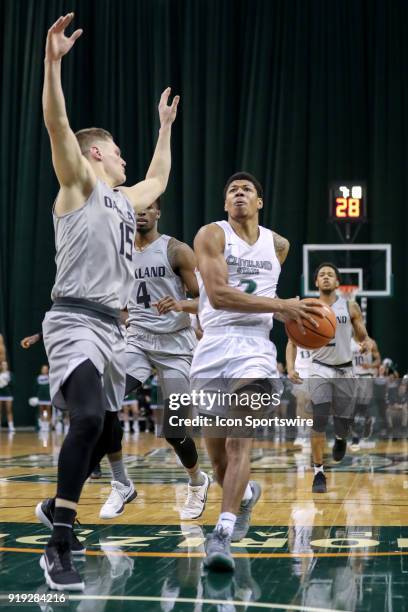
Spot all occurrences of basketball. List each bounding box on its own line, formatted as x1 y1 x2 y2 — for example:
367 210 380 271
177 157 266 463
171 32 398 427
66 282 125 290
285 298 336 349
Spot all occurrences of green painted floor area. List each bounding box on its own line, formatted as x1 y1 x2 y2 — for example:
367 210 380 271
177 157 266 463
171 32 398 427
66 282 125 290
0 523 408 611
3 448 408 485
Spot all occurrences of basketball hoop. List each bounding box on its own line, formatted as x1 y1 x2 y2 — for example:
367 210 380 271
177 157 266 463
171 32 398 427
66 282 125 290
338 284 359 301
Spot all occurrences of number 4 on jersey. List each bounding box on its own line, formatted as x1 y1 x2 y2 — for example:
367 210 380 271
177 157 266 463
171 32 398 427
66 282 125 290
136 281 151 308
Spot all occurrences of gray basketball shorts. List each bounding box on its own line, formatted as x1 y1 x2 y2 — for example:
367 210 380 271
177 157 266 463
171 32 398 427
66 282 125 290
309 361 356 418
126 326 197 398
42 310 126 412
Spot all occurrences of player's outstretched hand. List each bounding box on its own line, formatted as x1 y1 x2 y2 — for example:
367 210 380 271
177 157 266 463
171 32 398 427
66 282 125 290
45 13 83 61
20 334 41 349
287 369 303 384
158 88 180 128
279 298 323 334
153 296 183 315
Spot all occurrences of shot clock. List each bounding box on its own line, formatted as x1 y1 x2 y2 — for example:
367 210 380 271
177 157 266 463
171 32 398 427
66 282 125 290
329 183 367 222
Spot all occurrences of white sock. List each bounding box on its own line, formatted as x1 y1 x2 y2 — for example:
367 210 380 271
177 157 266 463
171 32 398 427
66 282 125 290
188 466 206 486
216 512 236 536
314 464 324 475
241 483 253 504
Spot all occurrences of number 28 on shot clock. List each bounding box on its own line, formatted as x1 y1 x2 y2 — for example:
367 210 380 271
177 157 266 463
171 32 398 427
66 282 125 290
329 183 367 222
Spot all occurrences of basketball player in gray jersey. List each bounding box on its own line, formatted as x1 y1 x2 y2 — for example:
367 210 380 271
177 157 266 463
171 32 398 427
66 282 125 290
107 199 210 522
37 13 179 591
350 333 381 450
288 263 374 494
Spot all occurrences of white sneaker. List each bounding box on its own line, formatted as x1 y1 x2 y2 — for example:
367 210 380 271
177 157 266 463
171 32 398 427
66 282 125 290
99 480 137 519
124 422 130 433
180 472 210 520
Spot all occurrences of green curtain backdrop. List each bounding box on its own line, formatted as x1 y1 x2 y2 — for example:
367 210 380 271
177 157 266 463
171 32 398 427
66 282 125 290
0 0 407 424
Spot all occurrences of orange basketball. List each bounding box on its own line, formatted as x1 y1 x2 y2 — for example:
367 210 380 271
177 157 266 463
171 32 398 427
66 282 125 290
285 298 336 349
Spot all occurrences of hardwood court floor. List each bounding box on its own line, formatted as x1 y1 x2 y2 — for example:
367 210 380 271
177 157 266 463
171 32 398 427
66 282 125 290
0 430 408 611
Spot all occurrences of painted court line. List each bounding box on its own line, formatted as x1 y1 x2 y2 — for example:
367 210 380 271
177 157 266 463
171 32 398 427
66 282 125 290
68 594 350 611
0 546 408 558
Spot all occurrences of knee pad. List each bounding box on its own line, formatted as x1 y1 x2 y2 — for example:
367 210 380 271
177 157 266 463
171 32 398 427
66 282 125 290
104 411 124 454
312 402 330 433
71 410 104 440
62 359 105 439
166 436 198 469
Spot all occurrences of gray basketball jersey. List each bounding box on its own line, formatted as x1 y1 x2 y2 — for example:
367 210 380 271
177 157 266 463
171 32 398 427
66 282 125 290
127 235 191 334
51 180 136 309
313 298 353 365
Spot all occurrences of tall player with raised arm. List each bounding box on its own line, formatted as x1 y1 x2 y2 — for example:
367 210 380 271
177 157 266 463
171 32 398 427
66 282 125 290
37 13 179 591
191 172 323 572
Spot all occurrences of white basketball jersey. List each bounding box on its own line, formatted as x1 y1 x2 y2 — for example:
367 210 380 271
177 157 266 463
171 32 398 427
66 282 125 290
197 221 281 330
312 298 352 365
295 348 312 377
351 337 376 376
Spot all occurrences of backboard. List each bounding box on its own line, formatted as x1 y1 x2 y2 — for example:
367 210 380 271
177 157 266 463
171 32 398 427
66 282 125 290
302 244 392 298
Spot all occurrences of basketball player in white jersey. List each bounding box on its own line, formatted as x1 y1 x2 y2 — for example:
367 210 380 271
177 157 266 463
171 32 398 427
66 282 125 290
286 342 312 446
350 334 381 449
37 14 179 591
191 172 324 571
305 264 374 494
99 199 210 521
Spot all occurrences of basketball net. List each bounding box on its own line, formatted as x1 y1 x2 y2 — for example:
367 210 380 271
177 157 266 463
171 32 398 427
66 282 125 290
338 284 359 302
338 284 367 324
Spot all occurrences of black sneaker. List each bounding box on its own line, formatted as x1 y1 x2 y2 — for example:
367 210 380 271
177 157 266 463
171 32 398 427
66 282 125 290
312 471 327 493
40 543 84 591
35 498 86 555
90 463 102 479
332 437 347 462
